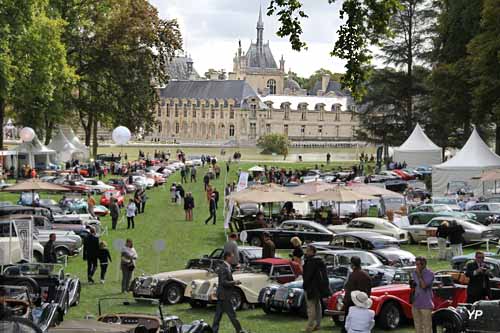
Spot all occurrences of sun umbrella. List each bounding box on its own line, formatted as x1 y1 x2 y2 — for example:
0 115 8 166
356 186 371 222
349 183 403 198
306 187 376 202
286 180 336 195
2 178 70 207
248 165 265 172
227 183 303 203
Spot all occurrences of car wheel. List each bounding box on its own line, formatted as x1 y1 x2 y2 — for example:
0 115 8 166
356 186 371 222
432 309 464 333
162 283 183 305
17 279 40 297
55 247 69 258
377 302 401 329
33 251 43 263
72 285 80 306
262 301 274 315
250 236 262 247
230 290 246 311
189 300 207 308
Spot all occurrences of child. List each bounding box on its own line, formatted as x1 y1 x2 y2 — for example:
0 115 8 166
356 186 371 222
345 291 375 333
126 199 137 229
170 183 177 203
98 241 112 283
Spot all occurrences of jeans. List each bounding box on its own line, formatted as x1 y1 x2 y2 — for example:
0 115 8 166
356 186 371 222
412 307 432 333
111 216 118 230
305 292 322 332
437 237 447 260
127 216 135 229
140 202 146 213
100 263 108 280
87 258 98 282
212 298 242 333
205 210 216 224
121 266 134 292
451 243 463 257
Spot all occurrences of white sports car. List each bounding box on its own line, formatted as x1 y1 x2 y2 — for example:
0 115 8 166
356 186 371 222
328 217 409 242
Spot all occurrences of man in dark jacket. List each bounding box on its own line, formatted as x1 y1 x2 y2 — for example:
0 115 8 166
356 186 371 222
343 256 371 333
203 174 210 191
212 252 244 333
83 227 100 283
110 198 120 230
204 193 217 225
43 233 57 263
465 251 492 303
436 221 449 260
302 245 329 332
213 188 219 209
448 220 465 257
262 232 275 258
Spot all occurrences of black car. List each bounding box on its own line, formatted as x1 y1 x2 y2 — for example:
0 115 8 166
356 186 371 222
433 300 500 332
312 231 416 268
245 220 333 249
259 266 346 317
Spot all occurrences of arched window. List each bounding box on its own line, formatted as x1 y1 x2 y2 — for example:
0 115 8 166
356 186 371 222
229 125 235 137
267 79 276 95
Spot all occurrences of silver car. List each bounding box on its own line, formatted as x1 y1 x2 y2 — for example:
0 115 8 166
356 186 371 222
403 217 498 244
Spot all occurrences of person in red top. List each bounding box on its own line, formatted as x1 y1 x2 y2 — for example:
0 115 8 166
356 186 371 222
30 168 37 178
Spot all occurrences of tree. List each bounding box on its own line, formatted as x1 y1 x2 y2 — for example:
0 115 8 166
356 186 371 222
468 0 500 153
268 0 401 99
0 0 38 149
257 133 289 156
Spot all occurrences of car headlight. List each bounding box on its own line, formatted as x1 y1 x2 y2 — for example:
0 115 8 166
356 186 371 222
150 278 158 287
336 294 344 311
265 289 272 295
191 281 197 290
288 290 295 298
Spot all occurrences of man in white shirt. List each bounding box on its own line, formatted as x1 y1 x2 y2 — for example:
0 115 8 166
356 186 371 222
345 290 375 333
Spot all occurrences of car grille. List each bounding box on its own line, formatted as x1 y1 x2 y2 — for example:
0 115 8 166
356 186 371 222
274 287 289 301
198 281 211 295
140 277 153 288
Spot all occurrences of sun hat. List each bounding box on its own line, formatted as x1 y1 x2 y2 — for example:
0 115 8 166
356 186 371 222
351 290 372 309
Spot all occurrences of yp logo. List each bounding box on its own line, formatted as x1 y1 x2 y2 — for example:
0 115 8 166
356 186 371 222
466 309 483 320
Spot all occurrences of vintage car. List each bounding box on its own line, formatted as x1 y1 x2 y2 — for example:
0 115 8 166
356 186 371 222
185 258 301 310
131 246 263 305
466 202 500 224
0 219 45 263
450 254 500 299
402 216 498 244
327 217 409 242
432 299 500 332
408 204 476 225
244 220 333 249
259 266 346 317
432 196 462 211
0 285 61 331
82 179 115 194
107 178 136 193
313 231 416 268
0 263 81 314
49 297 213 333
326 272 468 329
100 189 125 207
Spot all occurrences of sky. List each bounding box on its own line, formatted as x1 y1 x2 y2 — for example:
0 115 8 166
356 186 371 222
148 0 350 77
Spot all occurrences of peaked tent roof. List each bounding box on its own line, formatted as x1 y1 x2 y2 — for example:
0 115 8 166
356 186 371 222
436 128 500 169
395 123 441 152
47 129 81 153
16 136 56 154
62 128 87 151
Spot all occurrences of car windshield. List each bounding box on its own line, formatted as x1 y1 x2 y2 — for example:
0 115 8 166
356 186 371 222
488 203 500 211
433 205 451 212
2 263 63 277
433 197 457 205
371 238 400 249
242 248 262 259
245 262 272 274
337 252 379 266
382 222 399 229
97 297 170 317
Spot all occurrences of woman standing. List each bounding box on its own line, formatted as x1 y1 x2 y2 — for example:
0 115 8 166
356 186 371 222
126 199 137 229
133 190 142 214
184 192 195 221
120 238 138 293
290 237 304 275
98 241 112 283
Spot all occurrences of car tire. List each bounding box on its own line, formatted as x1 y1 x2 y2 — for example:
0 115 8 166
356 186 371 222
33 251 43 263
189 300 207 308
377 302 402 329
250 236 262 247
262 301 274 315
432 309 464 333
55 247 69 258
230 289 246 311
162 283 183 305
72 284 81 306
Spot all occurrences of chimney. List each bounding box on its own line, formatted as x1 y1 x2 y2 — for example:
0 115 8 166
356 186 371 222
279 55 285 72
321 74 330 92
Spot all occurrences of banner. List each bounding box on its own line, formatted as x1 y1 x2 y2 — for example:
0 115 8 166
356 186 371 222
224 172 249 230
14 219 33 262
237 172 249 192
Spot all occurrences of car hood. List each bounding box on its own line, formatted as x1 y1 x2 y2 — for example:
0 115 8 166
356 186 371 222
152 269 210 281
370 283 410 296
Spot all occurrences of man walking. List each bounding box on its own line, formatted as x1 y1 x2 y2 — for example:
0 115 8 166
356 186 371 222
213 188 220 209
83 227 100 284
203 173 210 191
43 233 57 263
190 166 197 182
110 198 120 230
343 256 371 333
302 245 329 332
205 193 217 225
411 256 434 333
223 233 240 268
465 251 492 303
262 232 275 258
212 252 245 333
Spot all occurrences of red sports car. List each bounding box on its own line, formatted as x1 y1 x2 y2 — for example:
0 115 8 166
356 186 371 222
100 190 124 207
326 272 467 330
392 169 415 180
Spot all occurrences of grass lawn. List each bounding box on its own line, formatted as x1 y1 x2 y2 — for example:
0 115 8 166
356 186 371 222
0 159 488 333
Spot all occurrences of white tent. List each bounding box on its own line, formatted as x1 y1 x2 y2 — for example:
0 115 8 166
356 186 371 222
47 129 86 163
393 123 442 167
15 136 56 168
432 129 500 195
62 127 89 159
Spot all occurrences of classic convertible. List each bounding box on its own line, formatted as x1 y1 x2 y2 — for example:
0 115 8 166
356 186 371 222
407 204 476 225
326 272 468 329
245 220 333 249
131 246 263 305
185 258 301 310
433 299 500 332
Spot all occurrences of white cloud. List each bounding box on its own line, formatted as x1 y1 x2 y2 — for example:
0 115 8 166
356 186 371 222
149 0 352 77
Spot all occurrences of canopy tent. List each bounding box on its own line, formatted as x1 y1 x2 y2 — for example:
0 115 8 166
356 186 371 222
0 150 18 176
432 129 500 195
227 183 303 203
349 183 404 198
286 180 336 195
306 187 375 202
393 123 442 167
15 136 56 168
62 127 89 159
248 165 265 172
47 129 86 163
